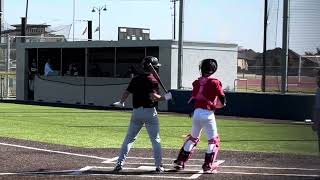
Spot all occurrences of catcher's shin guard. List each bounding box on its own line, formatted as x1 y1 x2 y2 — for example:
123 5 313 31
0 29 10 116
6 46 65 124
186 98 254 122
202 136 220 172
174 135 199 170
173 148 190 170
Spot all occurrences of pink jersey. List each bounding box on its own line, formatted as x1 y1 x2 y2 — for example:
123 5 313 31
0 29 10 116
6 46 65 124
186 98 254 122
189 77 224 111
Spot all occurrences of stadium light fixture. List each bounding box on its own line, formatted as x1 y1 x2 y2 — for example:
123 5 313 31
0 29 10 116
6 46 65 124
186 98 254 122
92 5 107 40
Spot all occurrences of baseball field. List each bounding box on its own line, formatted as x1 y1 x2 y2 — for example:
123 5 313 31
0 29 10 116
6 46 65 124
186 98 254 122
0 103 319 179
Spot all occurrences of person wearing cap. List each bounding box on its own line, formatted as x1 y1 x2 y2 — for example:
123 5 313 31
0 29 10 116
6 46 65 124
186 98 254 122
111 56 172 173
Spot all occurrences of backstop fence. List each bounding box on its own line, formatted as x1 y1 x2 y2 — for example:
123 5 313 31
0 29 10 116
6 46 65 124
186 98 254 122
0 35 65 99
236 0 320 94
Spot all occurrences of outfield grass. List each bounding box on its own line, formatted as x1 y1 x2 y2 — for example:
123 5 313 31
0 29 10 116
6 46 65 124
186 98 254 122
0 103 318 155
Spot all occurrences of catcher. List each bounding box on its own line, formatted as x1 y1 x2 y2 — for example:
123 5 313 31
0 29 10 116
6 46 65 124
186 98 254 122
173 58 226 173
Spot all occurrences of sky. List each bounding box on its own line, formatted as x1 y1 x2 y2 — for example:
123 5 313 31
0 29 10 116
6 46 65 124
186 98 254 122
3 0 265 52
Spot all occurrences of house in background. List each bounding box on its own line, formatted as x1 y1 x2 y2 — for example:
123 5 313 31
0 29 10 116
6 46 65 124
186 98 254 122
255 48 317 76
237 49 258 75
1 24 67 43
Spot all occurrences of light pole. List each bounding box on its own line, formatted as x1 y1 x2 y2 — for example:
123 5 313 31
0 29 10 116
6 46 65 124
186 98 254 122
171 0 179 40
92 5 107 40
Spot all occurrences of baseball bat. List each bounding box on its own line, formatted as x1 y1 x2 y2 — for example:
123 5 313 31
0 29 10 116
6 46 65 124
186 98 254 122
148 63 168 93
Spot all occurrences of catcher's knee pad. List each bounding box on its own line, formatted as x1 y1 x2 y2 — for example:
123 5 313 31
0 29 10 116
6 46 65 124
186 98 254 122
183 134 200 152
208 136 220 148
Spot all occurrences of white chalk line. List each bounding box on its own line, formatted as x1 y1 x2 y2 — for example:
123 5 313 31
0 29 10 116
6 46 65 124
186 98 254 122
0 142 108 161
1 142 320 179
101 156 118 163
75 165 320 179
82 166 202 179
102 161 320 172
219 171 320 178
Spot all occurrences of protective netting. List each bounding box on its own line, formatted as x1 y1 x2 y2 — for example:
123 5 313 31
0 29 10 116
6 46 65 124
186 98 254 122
237 0 320 93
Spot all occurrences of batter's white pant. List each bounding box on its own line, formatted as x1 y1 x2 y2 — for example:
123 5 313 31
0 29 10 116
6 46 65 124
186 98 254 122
184 108 218 152
117 107 162 167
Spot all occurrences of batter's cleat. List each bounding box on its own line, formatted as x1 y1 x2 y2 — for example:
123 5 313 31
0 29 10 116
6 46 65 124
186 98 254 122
113 164 123 172
155 165 165 173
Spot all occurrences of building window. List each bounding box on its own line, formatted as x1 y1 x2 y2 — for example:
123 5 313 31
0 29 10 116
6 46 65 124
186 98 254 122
37 48 62 76
62 48 85 76
88 48 115 77
115 47 146 78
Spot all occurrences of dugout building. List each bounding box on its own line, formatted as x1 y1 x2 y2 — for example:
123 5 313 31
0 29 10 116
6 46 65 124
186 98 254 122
16 40 238 110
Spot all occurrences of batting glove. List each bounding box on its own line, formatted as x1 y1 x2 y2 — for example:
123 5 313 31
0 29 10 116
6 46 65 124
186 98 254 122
112 101 125 108
164 92 172 101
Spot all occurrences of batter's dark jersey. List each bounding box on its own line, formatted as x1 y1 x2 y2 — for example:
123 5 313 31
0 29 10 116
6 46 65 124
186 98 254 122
126 73 159 108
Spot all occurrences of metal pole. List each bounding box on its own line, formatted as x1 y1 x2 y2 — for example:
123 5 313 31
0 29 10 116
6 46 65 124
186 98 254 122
0 75 3 100
177 0 184 89
98 10 101 40
262 0 267 92
0 0 3 43
6 35 10 98
73 0 75 41
25 0 29 19
281 0 289 94
298 55 302 84
173 0 177 40
114 47 117 77
84 48 87 104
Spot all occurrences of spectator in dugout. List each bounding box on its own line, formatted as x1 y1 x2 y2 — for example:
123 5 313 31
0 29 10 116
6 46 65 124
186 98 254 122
44 58 59 76
67 63 79 76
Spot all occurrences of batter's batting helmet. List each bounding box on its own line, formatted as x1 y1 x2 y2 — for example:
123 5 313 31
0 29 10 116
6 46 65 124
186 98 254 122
141 56 161 71
199 58 218 76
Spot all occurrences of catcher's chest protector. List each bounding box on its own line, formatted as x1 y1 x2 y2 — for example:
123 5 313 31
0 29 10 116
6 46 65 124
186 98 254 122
189 77 214 105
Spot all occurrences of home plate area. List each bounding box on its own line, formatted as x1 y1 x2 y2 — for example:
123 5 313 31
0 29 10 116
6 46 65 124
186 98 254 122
79 157 225 179
77 155 320 179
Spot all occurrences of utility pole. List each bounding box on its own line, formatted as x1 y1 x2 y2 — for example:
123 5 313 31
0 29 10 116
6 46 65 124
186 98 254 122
171 0 178 40
281 0 289 94
73 0 75 41
0 0 3 43
25 0 29 38
177 0 184 89
25 0 29 20
262 0 268 92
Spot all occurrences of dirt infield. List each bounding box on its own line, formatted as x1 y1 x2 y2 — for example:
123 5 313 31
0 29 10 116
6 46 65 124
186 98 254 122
0 137 319 180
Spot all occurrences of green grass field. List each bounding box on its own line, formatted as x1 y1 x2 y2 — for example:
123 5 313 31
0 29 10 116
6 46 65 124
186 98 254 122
0 103 318 155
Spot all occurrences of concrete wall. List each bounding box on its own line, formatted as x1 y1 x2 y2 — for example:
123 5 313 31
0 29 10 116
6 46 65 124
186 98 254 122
16 43 27 100
34 76 132 107
157 45 172 110
171 42 238 90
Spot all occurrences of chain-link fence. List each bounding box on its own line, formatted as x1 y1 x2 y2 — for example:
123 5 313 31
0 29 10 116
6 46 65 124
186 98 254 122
235 0 320 94
0 35 66 99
